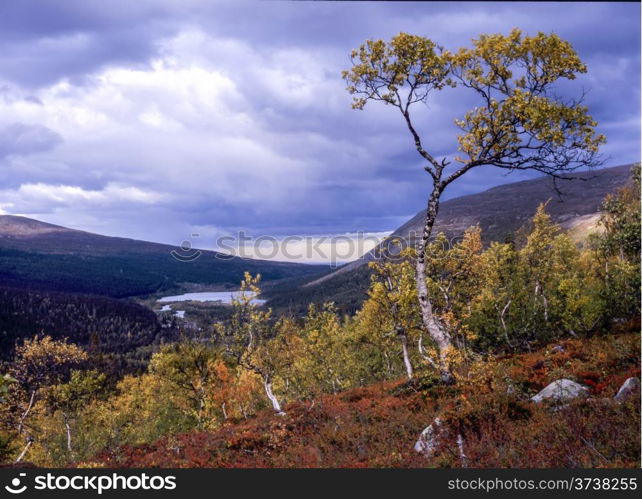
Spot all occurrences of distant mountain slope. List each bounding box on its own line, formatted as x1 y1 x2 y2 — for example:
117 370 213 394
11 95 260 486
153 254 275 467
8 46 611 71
0 216 72 237
266 164 634 314
0 216 328 298
391 164 631 242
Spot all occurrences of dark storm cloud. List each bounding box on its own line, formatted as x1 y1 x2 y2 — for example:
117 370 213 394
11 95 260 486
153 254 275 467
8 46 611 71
0 1 638 248
0 0 177 87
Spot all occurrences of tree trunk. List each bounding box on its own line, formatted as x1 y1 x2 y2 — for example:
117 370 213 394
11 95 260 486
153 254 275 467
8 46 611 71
457 433 468 467
263 376 285 416
399 331 414 380
15 437 33 463
65 421 73 453
415 185 455 384
196 388 205 427
17 390 36 435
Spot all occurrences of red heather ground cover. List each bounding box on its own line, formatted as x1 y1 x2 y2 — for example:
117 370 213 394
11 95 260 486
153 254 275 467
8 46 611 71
91 324 640 469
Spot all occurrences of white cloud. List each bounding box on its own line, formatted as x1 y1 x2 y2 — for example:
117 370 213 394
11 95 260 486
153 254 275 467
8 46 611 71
0 28 369 242
1 182 166 208
222 231 393 265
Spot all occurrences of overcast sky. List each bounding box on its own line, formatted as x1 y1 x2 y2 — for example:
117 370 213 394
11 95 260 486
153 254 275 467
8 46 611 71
0 0 639 252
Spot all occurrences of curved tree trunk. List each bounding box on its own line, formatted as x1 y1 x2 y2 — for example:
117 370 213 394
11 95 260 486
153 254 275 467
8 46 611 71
17 390 35 435
15 437 33 463
415 185 455 384
263 376 285 416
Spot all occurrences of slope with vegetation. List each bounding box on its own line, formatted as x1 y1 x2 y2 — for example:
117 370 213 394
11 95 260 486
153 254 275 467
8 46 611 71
0 286 177 373
93 325 640 468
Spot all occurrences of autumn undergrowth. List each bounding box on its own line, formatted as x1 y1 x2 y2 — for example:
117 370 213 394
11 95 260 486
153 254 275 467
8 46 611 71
90 321 639 469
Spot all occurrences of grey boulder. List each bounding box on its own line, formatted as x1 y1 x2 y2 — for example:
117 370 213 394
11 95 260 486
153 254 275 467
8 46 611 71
614 377 640 403
414 417 443 457
531 379 589 404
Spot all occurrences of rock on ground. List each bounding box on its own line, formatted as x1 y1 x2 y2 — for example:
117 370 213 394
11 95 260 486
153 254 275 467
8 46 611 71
531 379 589 404
414 417 468 466
614 377 640 403
414 417 442 457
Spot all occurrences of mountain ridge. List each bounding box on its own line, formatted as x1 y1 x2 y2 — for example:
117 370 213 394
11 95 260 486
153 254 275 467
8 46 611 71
0 215 74 237
266 164 635 312
0 216 328 298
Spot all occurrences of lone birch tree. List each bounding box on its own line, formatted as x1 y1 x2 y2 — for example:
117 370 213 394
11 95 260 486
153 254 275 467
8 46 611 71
220 273 287 415
343 29 605 383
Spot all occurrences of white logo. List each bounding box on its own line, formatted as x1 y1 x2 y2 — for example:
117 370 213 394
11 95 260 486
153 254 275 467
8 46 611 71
5 473 27 494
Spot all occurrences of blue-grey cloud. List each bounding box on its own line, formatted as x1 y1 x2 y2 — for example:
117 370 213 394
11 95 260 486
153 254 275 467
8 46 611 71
0 123 62 159
0 1 638 249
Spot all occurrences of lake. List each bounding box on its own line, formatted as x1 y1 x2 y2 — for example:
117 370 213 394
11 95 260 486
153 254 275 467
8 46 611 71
157 304 185 318
157 291 266 305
